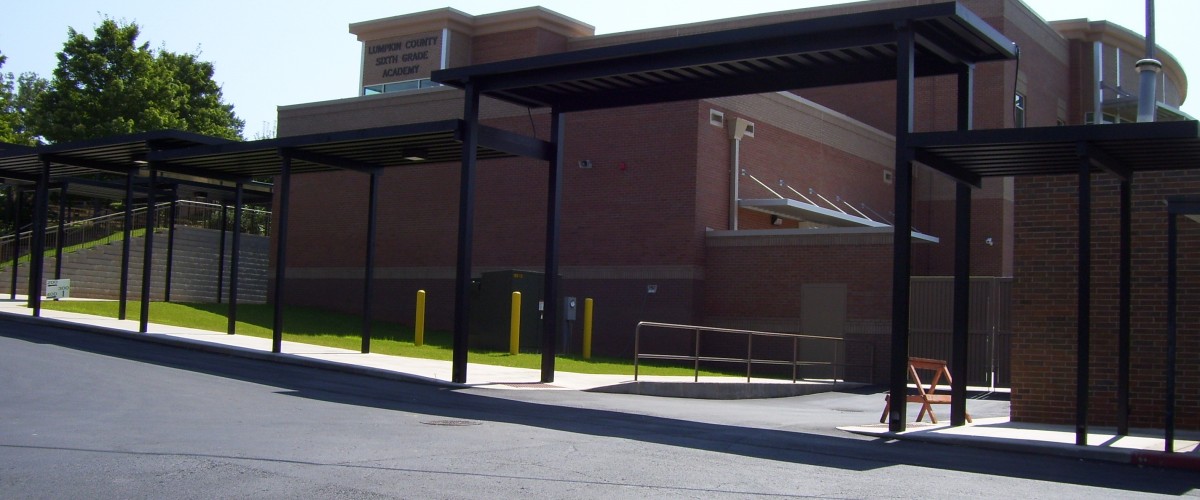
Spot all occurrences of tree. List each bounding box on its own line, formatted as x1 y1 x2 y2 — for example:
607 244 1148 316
32 18 243 143
0 51 43 146
156 51 243 141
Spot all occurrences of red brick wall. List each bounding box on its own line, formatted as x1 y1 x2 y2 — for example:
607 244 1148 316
558 102 703 266
1013 171 1200 430
795 0 1074 279
276 101 707 356
695 103 897 233
913 188 1013 276
704 231 897 383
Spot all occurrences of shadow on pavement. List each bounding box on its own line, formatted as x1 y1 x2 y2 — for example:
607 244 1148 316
2 318 1195 495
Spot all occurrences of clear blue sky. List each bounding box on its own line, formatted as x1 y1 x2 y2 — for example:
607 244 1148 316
2 0 1195 136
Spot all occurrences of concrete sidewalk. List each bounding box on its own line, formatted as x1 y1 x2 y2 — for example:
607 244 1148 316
0 297 846 397
2 296 1197 471
840 419 1200 470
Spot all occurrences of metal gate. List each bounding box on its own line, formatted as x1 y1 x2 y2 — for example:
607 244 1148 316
909 277 1012 388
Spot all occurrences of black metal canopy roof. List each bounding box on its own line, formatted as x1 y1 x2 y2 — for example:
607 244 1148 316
0 121 548 186
909 120 1200 185
148 119 548 179
0 130 229 182
432 2 1017 112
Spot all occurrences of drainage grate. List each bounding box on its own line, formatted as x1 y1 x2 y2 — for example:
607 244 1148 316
421 420 483 427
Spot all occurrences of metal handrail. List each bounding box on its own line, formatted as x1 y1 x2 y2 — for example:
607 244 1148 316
634 321 873 384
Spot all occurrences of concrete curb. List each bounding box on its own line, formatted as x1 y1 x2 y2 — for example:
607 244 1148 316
840 425 1200 471
2 312 463 390
587 380 865 399
1130 450 1200 471
859 428 1132 464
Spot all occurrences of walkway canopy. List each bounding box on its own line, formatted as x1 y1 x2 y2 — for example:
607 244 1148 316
0 120 548 353
434 2 1015 113
435 0 1199 450
910 119 1200 448
432 1 1017 387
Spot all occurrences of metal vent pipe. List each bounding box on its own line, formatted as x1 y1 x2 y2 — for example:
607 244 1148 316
1136 0 1161 123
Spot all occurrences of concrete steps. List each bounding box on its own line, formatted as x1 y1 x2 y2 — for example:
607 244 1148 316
0 226 268 303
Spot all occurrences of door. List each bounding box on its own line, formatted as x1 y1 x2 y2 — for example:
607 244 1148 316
800 284 847 380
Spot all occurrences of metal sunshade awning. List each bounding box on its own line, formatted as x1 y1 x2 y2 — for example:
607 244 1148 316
738 197 939 242
432 1 1017 112
739 198 889 228
147 119 551 176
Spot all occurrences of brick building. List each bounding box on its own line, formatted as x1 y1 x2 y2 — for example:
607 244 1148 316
275 0 1194 427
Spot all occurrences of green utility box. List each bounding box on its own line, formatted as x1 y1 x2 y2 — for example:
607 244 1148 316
469 270 545 351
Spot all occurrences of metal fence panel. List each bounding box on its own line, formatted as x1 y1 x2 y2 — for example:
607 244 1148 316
909 276 1012 388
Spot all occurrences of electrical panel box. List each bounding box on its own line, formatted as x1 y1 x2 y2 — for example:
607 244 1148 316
564 296 577 321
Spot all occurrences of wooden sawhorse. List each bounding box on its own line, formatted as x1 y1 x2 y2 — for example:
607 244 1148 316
880 357 972 424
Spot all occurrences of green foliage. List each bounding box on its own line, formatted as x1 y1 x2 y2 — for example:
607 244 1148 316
31 18 244 143
203 205 272 235
0 51 44 146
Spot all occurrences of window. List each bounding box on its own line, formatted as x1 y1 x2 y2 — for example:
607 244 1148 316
362 78 441 96
1014 93 1026 128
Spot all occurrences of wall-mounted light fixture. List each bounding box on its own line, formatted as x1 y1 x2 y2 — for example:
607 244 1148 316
770 215 784 226
985 237 994 246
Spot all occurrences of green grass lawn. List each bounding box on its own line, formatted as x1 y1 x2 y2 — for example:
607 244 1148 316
38 300 726 377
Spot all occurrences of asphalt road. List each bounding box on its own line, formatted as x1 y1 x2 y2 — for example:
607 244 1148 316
1 319 1196 499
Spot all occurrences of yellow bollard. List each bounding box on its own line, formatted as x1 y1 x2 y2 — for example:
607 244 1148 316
415 290 426 346
583 298 594 360
510 291 521 355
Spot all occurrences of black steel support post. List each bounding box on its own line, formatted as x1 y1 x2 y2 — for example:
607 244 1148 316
951 63 974 427
27 159 51 316
1076 154 1092 446
1165 211 1177 452
361 172 379 353
951 184 971 425
217 201 227 304
119 172 134 320
10 186 20 299
139 166 157 333
164 197 177 302
452 81 481 384
1118 179 1132 435
541 109 565 383
55 183 67 279
272 154 293 353
228 184 243 335
888 23 916 432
